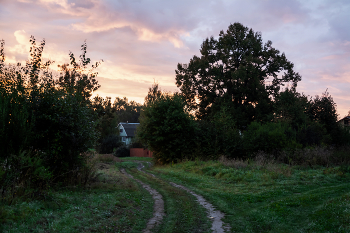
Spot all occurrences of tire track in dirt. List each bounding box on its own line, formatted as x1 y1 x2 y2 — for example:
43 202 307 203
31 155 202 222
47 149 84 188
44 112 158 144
135 161 231 233
120 168 164 233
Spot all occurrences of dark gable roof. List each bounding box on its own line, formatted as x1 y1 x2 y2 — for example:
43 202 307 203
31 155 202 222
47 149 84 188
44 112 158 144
121 123 140 137
338 116 350 122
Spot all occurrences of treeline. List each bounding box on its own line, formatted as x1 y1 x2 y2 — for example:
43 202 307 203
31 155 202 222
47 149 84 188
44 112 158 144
0 37 140 201
138 87 350 165
137 23 350 165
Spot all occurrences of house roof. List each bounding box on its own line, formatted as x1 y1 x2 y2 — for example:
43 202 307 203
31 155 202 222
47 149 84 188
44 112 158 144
119 122 140 137
338 116 350 122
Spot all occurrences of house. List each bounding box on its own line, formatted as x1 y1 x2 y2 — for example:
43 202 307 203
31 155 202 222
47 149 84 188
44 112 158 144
117 122 140 146
338 116 350 130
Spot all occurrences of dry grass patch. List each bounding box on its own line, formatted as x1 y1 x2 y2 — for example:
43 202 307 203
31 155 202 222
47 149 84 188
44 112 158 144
98 154 123 163
219 153 292 178
219 156 248 168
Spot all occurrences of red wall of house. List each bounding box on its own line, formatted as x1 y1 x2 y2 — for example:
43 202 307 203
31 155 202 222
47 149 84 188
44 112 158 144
130 148 153 158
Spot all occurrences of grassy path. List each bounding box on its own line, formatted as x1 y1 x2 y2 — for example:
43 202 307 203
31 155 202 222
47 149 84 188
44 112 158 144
133 160 231 232
120 168 165 232
118 160 212 233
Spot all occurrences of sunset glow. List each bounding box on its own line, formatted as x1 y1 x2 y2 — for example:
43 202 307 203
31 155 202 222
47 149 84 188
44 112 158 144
1 0 349 117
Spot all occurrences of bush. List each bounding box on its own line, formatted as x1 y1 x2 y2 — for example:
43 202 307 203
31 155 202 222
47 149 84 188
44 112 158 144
243 121 299 157
0 37 102 198
0 70 32 159
328 124 350 146
0 150 52 202
296 122 330 147
128 140 145 149
192 114 243 160
99 135 124 154
114 146 130 157
137 94 195 164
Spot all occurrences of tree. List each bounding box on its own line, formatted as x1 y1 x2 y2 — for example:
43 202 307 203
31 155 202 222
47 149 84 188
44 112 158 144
112 97 142 123
0 36 101 188
175 22 301 128
144 83 163 106
305 90 348 145
306 90 338 134
274 88 309 130
137 93 195 164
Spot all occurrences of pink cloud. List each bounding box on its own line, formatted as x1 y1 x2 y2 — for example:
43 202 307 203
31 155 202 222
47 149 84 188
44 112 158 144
1 0 349 118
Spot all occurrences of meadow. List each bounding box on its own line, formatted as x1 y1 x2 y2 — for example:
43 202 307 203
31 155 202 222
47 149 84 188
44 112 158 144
2 155 350 232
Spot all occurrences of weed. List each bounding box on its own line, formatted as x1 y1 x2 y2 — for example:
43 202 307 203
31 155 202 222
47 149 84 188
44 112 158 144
219 156 248 168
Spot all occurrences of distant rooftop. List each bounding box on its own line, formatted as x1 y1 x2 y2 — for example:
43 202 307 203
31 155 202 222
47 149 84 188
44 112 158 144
118 122 140 137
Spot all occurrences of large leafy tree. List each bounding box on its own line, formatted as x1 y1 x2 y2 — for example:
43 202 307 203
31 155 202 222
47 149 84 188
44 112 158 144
175 22 301 128
137 92 195 164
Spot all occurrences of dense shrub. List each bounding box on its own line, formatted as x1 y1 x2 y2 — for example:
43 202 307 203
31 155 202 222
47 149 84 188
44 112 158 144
296 122 330 147
137 94 195 164
0 150 52 202
114 146 130 157
99 135 124 154
0 72 32 158
192 106 243 160
243 122 300 156
129 140 145 149
0 37 101 199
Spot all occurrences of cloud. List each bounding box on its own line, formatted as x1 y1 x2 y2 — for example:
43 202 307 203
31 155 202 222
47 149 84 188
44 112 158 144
1 0 350 117
24 0 188 48
5 30 31 62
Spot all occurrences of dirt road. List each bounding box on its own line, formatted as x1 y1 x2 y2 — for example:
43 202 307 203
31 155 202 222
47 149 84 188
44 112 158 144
120 160 231 233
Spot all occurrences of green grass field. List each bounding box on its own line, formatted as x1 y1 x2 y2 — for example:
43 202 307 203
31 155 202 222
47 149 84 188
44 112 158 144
150 159 350 232
2 156 350 232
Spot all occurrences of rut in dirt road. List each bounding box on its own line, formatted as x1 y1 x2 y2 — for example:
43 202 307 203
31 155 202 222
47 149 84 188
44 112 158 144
120 168 164 233
136 161 231 233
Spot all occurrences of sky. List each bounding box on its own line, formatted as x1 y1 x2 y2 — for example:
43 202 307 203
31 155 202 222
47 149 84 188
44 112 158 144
1 0 349 118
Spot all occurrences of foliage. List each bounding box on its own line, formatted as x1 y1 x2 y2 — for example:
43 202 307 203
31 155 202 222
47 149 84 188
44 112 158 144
114 146 130 157
176 22 301 128
0 36 101 199
296 122 330 147
305 90 347 145
274 88 309 130
306 90 338 132
114 97 142 122
0 70 32 158
91 95 143 153
192 106 243 160
137 93 195 164
243 121 299 156
128 139 145 149
0 150 52 203
144 82 163 106
99 135 124 154
92 95 143 123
